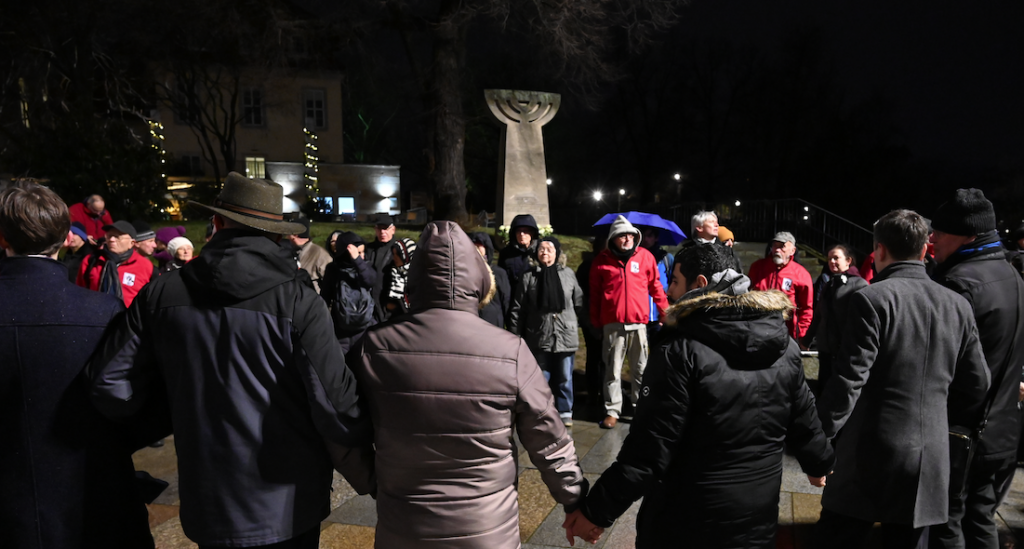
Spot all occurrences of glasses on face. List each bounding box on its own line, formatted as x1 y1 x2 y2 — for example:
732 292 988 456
106 233 131 241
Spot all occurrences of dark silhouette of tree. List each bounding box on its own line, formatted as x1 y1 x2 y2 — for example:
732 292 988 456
322 0 683 223
0 0 167 217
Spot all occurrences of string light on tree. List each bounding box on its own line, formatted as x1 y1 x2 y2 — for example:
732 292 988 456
303 126 322 213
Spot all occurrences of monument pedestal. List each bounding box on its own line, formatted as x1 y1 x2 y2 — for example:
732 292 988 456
485 89 560 228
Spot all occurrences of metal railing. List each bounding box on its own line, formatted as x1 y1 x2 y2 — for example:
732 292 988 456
669 199 874 262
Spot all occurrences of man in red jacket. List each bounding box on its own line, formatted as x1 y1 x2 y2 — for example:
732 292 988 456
590 215 669 429
68 194 114 245
748 231 813 341
77 220 154 307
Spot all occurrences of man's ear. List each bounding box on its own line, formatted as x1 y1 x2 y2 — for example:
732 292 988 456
694 274 709 289
64 230 73 248
917 243 928 261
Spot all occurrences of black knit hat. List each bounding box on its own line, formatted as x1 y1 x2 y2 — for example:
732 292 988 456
932 188 996 236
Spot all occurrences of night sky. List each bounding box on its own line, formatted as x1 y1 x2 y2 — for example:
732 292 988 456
677 0 1024 170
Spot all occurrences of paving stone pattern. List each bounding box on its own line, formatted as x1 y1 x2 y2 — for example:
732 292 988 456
136 421 1024 548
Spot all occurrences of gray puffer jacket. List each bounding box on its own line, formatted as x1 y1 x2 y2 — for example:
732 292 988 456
509 255 584 354
349 221 587 549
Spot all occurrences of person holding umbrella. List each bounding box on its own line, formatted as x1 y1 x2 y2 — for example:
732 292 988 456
589 215 670 429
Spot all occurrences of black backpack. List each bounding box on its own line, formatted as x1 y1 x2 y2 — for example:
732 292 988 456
331 278 374 332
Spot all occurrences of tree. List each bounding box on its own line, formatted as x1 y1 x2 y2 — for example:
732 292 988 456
0 0 168 217
324 0 683 223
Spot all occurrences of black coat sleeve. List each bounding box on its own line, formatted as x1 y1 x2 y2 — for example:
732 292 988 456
581 340 692 527
782 343 835 476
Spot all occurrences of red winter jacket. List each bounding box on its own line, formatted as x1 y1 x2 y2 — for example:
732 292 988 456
77 249 155 307
590 246 669 328
748 257 813 339
68 202 114 242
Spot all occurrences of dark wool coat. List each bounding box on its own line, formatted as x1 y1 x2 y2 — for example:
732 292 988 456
322 253 378 354
805 272 868 353
347 222 587 549
365 238 394 323
470 232 512 328
818 261 991 527
87 229 370 547
0 257 152 549
581 290 834 549
932 235 1024 459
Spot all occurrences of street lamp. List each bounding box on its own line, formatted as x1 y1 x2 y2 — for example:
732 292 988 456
618 188 625 211
546 178 552 185
673 173 681 181
593 190 603 202
735 200 741 207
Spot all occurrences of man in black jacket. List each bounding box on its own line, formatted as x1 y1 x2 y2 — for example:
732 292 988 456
564 244 833 548
928 189 1024 549
88 173 370 549
0 183 153 549
365 213 396 323
815 209 990 549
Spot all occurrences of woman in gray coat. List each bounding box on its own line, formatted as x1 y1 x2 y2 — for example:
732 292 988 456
509 237 584 425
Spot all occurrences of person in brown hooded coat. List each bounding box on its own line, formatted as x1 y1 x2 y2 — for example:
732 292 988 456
348 221 588 548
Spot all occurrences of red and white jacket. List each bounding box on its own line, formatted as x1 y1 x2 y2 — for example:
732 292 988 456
590 246 669 328
77 249 155 308
748 257 814 339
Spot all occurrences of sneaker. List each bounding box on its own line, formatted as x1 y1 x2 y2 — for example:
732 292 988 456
148 439 165 448
599 415 618 429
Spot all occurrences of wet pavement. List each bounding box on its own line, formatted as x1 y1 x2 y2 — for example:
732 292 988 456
135 417 1024 548
136 354 1024 548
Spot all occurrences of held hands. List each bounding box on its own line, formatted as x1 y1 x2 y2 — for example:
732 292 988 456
807 470 833 488
563 509 604 546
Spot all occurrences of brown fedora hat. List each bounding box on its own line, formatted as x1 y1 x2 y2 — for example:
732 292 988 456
189 172 306 235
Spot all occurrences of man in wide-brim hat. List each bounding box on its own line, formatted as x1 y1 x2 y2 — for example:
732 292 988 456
88 172 372 548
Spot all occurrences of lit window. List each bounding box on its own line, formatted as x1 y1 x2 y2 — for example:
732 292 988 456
245 156 266 179
388 197 399 214
242 89 264 126
303 89 326 129
337 197 355 214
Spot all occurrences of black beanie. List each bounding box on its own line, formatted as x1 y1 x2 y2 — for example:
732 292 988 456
932 188 996 236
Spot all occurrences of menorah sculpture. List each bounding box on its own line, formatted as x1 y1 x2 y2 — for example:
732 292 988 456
485 89 560 227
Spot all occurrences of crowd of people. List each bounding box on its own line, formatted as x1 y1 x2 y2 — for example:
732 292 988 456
3 172 1024 549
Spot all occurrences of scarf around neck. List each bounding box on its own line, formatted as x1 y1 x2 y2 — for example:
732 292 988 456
97 248 134 301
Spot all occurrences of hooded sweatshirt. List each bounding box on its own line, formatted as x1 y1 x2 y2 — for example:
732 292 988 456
87 229 369 547
590 216 669 327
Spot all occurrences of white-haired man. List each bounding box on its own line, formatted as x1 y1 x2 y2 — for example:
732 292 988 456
683 210 742 272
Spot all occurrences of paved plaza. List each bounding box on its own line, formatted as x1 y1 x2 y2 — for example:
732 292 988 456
137 412 1024 549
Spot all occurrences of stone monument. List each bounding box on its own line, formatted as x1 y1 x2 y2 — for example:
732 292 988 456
485 89 560 227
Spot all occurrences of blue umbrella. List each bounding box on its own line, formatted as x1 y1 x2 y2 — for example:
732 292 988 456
593 211 686 245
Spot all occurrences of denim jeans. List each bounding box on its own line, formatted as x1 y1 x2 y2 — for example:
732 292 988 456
536 351 575 419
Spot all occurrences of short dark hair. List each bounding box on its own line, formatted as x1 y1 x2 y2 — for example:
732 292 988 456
874 209 929 261
674 244 728 283
0 183 71 256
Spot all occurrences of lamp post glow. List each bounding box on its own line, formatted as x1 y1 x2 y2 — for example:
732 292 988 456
593 190 603 202
673 173 681 181
546 178 552 185
735 200 741 207
618 188 625 210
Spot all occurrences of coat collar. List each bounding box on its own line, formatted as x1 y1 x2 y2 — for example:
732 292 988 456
0 255 69 280
873 260 928 283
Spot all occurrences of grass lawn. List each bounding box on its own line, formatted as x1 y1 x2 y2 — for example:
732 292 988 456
152 221 594 271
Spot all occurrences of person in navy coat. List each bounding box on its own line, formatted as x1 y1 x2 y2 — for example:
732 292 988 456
0 183 153 549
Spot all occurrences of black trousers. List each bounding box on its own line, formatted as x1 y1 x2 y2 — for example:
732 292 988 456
582 326 605 407
198 527 319 549
929 454 1016 549
815 508 926 549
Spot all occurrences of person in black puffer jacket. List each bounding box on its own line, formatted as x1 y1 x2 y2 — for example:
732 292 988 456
928 189 1024 549
470 231 511 328
498 214 539 293
322 230 378 354
566 244 834 548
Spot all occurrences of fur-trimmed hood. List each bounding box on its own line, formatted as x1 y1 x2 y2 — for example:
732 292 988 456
665 289 796 369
